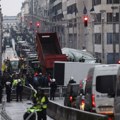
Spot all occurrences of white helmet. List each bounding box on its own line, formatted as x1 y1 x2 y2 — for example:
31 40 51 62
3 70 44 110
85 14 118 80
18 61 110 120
18 79 21 82
52 78 56 82
70 76 74 80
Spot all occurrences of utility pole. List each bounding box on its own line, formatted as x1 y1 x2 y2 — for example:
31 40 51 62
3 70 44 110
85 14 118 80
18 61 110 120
0 6 2 71
119 5 120 59
100 10 106 64
111 6 118 63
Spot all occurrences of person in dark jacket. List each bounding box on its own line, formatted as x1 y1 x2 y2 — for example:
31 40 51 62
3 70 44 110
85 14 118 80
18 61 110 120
5 75 12 102
50 78 57 100
0 72 4 103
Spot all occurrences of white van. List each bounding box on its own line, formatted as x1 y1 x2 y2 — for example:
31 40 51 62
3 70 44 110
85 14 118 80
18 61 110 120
84 64 120 116
114 66 120 120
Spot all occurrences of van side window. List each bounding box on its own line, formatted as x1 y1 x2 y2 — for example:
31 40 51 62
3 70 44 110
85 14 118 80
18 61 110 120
96 75 116 95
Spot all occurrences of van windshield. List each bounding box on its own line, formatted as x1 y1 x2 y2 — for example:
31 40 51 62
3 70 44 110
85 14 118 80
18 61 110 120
96 75 116 95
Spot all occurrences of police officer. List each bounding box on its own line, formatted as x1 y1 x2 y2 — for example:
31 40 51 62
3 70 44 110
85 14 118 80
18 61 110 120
23 104 42 120
5 76 12 102
12 78 23 102
39 89 48 120
50 78 57 100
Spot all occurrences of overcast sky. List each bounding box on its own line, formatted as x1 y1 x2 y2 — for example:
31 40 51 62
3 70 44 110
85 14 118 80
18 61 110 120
1 0 24 16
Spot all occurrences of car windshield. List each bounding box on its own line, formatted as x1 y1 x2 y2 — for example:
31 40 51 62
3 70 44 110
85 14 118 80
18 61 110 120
96 75 116 95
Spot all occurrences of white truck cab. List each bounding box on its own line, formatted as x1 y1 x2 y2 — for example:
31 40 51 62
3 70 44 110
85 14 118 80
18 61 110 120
84 64 120 116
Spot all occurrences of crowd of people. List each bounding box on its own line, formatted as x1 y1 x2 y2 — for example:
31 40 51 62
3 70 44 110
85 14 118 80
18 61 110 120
0 57 58 120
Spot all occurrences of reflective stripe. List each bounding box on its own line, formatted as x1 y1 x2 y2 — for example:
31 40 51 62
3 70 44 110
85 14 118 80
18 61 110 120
27 106 42 112
41 97 47 109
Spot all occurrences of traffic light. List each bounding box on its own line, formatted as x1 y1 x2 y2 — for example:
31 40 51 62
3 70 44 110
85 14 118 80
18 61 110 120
84 16 88 27
36 22 40 28
118 60 120 64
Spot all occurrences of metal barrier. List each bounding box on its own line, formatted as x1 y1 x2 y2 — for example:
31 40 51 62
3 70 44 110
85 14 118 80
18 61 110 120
1 111 12 120
47 100 108 120
0 88 13 120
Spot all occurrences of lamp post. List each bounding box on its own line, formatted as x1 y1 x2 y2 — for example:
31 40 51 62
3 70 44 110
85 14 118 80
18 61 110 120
100 10 106 63
119 6 120 59
0 6 2 71
111 6 118 63
90 11 95 57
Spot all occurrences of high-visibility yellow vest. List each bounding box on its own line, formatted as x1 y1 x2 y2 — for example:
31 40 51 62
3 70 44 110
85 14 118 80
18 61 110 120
2 63 7 72
27 106 42 113
41 96 47 109
12 79 18 87
33 94 48 109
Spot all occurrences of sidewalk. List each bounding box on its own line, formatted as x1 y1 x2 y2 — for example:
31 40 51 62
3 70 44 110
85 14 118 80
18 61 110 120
3 100 54 120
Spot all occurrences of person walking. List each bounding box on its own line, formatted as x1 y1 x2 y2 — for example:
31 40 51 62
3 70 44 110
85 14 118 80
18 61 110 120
50 78 57 100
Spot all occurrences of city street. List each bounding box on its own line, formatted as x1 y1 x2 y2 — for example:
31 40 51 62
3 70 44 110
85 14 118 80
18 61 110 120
1 96 64 120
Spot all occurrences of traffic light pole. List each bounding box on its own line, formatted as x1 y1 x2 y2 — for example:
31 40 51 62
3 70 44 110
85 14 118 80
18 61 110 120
0 7 2 72
100 10 106 64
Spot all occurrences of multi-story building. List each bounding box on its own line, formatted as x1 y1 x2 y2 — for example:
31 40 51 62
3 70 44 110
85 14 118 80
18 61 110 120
20 0 120 64
3 16 19 30
93 0 120 63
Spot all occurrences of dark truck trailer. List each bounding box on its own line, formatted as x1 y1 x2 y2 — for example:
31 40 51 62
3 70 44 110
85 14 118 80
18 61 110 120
35 32 67 74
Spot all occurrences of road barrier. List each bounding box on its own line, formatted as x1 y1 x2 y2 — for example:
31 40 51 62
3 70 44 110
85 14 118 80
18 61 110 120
47 100 108 120
1 111 12 120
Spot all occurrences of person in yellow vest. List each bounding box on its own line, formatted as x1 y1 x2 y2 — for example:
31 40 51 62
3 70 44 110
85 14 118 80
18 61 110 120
23 88 47 120
12 75 24 102
38 88 48 120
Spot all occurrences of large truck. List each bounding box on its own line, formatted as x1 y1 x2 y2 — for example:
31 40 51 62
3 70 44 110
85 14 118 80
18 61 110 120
35 32 68 74
53 61 100 86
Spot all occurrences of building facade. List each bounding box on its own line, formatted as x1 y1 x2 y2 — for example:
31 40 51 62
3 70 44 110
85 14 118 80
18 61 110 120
20 0 120 64
93 0 120 63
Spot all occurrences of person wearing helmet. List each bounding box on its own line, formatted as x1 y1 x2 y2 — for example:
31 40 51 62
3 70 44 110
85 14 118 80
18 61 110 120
50 78 57 100
69 76 76 84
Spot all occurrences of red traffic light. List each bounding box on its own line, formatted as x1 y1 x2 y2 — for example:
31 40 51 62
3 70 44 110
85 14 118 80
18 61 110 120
118 60 120 64
84 16 88 27
36 22 40 28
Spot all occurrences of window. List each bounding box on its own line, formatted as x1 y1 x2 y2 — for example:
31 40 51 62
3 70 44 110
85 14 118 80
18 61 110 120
107 13 119 23
67 4 78 14
96 75 116 96
107 33 112 44
107 0 119 4
107 13 112 23
107 33 119 44
94 13 101 24
92 0 101 5
107 53 119 64
95 33 101 44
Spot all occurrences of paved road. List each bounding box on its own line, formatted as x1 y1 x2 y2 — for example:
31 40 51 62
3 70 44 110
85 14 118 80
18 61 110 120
2 100 54 120
0 96 64 120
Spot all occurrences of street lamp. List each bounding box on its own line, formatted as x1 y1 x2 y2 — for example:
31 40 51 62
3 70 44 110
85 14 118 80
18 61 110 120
90 9 96 57
100 10 106 63
111 6 118 63
0 6 2 72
